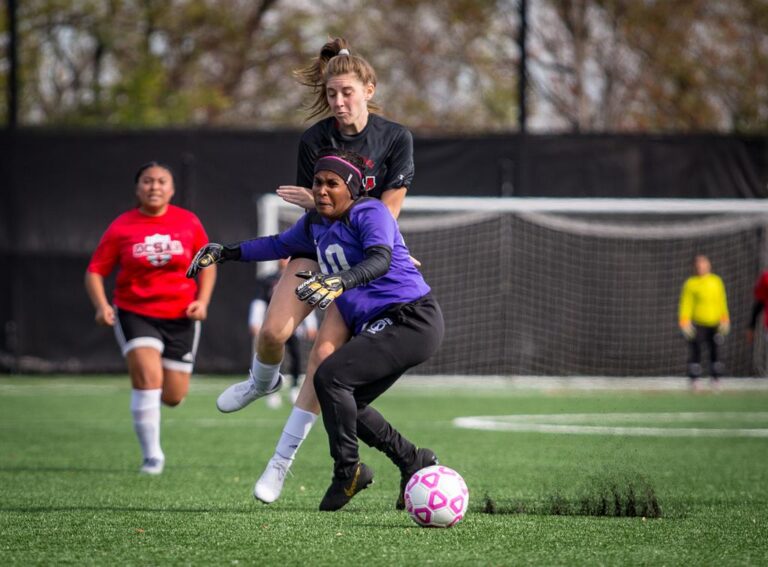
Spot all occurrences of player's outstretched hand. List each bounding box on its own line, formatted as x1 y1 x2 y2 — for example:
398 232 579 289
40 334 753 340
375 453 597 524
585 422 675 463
680 323 696 341
277 185 314 209
187 242 241 278
187 243 223 278
295 271 345 310
187 242 233 278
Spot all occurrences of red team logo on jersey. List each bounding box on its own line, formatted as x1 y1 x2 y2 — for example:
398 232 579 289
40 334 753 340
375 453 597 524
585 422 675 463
364 176 376 193
133 234 184 266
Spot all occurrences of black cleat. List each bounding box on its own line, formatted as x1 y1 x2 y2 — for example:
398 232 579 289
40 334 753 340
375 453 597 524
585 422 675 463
319 462 374 511
396 447 439 510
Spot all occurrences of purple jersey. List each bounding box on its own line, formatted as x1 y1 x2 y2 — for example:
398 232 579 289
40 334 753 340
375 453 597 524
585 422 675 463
240 198 430 334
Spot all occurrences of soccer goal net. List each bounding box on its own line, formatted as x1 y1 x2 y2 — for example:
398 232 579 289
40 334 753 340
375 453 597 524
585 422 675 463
259 195 768 377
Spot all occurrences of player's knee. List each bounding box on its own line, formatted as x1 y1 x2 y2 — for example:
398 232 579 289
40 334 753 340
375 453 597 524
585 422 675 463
130 371 160 391
161 394 184 407
310 341 337 369
258 324 290 351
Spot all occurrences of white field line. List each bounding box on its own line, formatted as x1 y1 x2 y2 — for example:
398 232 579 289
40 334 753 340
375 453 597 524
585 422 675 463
2 376 768 397
0 382 126 395
454 413 768 438
395 376 768 391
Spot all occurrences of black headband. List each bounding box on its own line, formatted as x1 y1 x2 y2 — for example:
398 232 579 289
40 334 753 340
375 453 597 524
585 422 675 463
314 156 363 198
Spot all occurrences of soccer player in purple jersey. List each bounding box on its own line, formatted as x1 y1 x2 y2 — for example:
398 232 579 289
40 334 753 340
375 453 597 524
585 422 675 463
209 38 428 507
187 148 444 511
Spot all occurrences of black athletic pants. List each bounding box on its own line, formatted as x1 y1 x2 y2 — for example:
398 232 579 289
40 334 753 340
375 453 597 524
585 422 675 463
687 324 724 379
314 294 444 480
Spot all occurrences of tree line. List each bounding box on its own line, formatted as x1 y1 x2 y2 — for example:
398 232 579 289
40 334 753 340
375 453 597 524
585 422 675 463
2 0 767 133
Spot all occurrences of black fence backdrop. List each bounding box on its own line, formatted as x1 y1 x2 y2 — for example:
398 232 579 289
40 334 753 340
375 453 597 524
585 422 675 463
1 129 767 374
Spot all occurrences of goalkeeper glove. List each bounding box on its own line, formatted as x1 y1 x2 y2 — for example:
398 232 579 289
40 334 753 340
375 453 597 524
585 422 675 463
680 323 696 340
186 243 240 278
715 320 731 345
295 270 345 310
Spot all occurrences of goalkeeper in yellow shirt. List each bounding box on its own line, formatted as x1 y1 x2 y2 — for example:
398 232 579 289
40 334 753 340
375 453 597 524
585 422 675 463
678 255 730 389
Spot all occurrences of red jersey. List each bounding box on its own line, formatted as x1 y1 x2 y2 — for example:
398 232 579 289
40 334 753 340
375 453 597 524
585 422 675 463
87 205 209 319
755 271 768 329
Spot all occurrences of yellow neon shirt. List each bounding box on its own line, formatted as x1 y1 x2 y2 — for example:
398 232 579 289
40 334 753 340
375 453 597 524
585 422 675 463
678 273 729 327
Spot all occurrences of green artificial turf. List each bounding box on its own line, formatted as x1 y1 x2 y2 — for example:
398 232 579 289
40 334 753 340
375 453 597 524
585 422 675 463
1 376 767 566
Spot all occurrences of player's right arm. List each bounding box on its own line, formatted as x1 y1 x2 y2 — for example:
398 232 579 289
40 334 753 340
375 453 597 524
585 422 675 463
715 275 730 335
186 214 316 277
747 300 764 344
84 271 115 326
277 138 315 209
85 222 120 327
276 185 314 209
237 218 315 263
748 273 768 342
678 278 695 339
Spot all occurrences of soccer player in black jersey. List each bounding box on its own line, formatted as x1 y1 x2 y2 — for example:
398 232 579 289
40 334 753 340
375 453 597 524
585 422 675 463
214 38 436 506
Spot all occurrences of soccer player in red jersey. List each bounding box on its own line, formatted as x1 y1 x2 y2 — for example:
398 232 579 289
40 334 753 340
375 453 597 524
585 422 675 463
748 270 768 349
85 162 216 475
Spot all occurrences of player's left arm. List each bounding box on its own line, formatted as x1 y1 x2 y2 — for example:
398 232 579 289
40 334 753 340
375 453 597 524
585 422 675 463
380 188 407 219
337 205 396 282
379 127 414 220
295 246 391 310
717 276 730 334
296 204 395 309
380 186 421 267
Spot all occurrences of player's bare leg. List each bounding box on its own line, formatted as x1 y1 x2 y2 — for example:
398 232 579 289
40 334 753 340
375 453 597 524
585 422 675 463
254 305 349 503
217 258 316 413
160 369 190 407
127 347 165 474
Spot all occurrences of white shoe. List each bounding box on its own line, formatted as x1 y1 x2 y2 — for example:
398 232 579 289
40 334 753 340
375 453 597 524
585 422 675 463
139 457 165 475
290 387 300 405
216 372 283 413
254 456 292 503
265 392 283 409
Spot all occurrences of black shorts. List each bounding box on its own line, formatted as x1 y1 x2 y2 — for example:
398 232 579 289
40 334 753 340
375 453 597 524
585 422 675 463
114 307 201 373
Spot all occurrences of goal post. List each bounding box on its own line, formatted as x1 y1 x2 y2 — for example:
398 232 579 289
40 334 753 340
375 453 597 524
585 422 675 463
258 195 768 377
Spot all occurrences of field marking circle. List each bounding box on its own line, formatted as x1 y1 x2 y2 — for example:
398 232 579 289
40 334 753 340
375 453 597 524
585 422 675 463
453 412 768 437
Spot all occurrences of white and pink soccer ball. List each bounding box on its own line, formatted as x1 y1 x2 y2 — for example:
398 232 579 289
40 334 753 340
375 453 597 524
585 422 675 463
403 465 469 528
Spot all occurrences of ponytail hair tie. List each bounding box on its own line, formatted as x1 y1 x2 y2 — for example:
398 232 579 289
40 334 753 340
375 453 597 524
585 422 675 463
338 48 350 56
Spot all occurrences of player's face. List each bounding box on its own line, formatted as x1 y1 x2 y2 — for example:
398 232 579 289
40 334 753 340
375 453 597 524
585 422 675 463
325 73 374 135
312 170 354 220
694 256 711 276
136 166 174 215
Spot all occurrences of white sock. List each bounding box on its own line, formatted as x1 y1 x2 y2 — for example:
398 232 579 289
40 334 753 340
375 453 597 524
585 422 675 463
251 355 282 391
131 389 164 461
274 407 318 461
